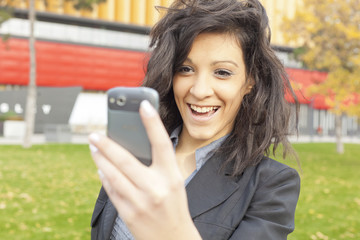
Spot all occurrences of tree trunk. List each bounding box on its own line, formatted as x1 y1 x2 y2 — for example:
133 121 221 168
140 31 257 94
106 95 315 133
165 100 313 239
23 0 37 148
335 114 344 154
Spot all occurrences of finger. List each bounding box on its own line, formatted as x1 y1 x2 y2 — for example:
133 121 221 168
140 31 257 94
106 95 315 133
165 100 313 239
90 147 141 203
91 151 152 224
89 133 155 190
98 169 138 222
139 100 176 168
89 133 148 184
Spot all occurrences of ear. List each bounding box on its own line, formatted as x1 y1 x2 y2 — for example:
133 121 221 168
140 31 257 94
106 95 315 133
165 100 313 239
244 78 255 95
245 85 253 94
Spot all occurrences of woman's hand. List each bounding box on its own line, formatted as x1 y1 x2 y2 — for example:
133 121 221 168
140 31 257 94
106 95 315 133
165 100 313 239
88 100 201 240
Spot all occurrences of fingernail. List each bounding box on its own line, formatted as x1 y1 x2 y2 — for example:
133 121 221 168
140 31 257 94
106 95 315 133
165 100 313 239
140 100 156 117
89 133 100 143
97 169 105 179
89 144 98 153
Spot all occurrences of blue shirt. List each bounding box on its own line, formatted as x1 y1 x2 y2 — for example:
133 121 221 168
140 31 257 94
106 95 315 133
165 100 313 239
110 125 228 240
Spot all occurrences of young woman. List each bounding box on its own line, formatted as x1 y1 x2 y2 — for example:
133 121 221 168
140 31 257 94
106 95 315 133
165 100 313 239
89 0 300 239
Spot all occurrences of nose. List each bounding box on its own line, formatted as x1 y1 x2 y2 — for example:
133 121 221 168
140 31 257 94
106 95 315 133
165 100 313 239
189 72 214 99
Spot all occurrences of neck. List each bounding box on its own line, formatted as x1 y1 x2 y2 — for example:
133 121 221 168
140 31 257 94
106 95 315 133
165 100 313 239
175 128 203 178
176 131 207 155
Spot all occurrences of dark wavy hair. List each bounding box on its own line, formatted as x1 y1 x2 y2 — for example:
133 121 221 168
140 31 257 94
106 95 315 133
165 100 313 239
143 0 299 176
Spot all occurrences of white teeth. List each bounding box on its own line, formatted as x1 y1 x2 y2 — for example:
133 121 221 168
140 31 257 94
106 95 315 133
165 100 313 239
190 105 219 113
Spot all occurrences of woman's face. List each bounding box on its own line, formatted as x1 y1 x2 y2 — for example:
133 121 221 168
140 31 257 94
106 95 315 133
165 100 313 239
173 32 251 146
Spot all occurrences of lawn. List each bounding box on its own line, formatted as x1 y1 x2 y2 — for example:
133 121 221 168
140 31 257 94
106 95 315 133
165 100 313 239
0 143 359 239
0 144 101 240
280 143 360 240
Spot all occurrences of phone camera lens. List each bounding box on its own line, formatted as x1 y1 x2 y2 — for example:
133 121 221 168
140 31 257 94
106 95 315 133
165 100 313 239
116 96 126 106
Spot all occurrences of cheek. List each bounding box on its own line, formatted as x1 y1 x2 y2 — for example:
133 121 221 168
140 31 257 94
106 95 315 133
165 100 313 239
173 76 191 100
218 84 245 103
173 78 181 99
228 97 242 113
222 89 246 114
173 77 184 107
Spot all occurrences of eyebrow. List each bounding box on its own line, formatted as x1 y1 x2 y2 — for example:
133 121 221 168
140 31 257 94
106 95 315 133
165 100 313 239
211 61 239 68
184 58 239 68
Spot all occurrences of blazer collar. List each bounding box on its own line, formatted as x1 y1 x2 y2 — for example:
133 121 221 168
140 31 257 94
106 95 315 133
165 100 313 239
103 199 118 240
185 154 241 218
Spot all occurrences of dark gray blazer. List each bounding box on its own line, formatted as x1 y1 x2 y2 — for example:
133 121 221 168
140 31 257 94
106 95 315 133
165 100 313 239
91 155 300 240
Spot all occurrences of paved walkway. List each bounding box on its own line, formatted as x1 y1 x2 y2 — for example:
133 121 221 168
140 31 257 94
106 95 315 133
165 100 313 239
288 135 360 144
0 134 89 145
1 134 359 145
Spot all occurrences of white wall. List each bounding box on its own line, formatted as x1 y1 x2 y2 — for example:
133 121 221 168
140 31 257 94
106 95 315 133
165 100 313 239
69 92 107 133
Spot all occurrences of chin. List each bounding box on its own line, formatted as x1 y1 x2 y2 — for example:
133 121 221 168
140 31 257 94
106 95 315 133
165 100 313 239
190 130 217 142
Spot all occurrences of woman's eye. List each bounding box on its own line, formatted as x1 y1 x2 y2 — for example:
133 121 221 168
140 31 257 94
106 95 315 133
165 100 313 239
177 66 193 74
215 69 232 78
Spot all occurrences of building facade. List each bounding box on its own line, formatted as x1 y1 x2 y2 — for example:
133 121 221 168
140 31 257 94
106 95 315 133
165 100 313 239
0 0 358 137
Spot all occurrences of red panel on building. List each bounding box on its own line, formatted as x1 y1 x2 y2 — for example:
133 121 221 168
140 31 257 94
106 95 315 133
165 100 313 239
3 37 349 110
285 67 329 109
0 38 147 90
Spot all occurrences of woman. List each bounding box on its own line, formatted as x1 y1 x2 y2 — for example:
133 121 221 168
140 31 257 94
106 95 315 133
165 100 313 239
89 0 300 239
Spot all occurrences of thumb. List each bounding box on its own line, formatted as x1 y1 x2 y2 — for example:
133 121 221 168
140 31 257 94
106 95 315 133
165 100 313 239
139 100 177 169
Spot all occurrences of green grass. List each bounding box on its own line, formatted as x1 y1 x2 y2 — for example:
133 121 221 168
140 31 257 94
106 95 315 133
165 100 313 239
0 144 101 240
0 143 359 239
279 143 360 240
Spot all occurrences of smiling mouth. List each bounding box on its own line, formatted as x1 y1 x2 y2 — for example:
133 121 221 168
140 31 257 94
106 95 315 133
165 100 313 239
188 104 219 115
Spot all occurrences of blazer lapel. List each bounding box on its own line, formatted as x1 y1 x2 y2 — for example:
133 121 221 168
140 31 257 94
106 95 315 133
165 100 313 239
102 199 118 240
186 154 240 219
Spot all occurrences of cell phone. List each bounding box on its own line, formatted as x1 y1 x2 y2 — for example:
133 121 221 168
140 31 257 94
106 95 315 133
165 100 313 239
107 87 159 166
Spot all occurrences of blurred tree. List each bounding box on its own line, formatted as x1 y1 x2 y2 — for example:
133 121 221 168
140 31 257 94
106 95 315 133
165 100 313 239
23 0 36 148
0 2 13 36
282 0 360 154
69 0 106 11
0 0 105 147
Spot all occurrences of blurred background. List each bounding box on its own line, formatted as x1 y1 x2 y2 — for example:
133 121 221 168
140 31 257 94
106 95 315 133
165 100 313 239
0 0 359 239
0 0 359 144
